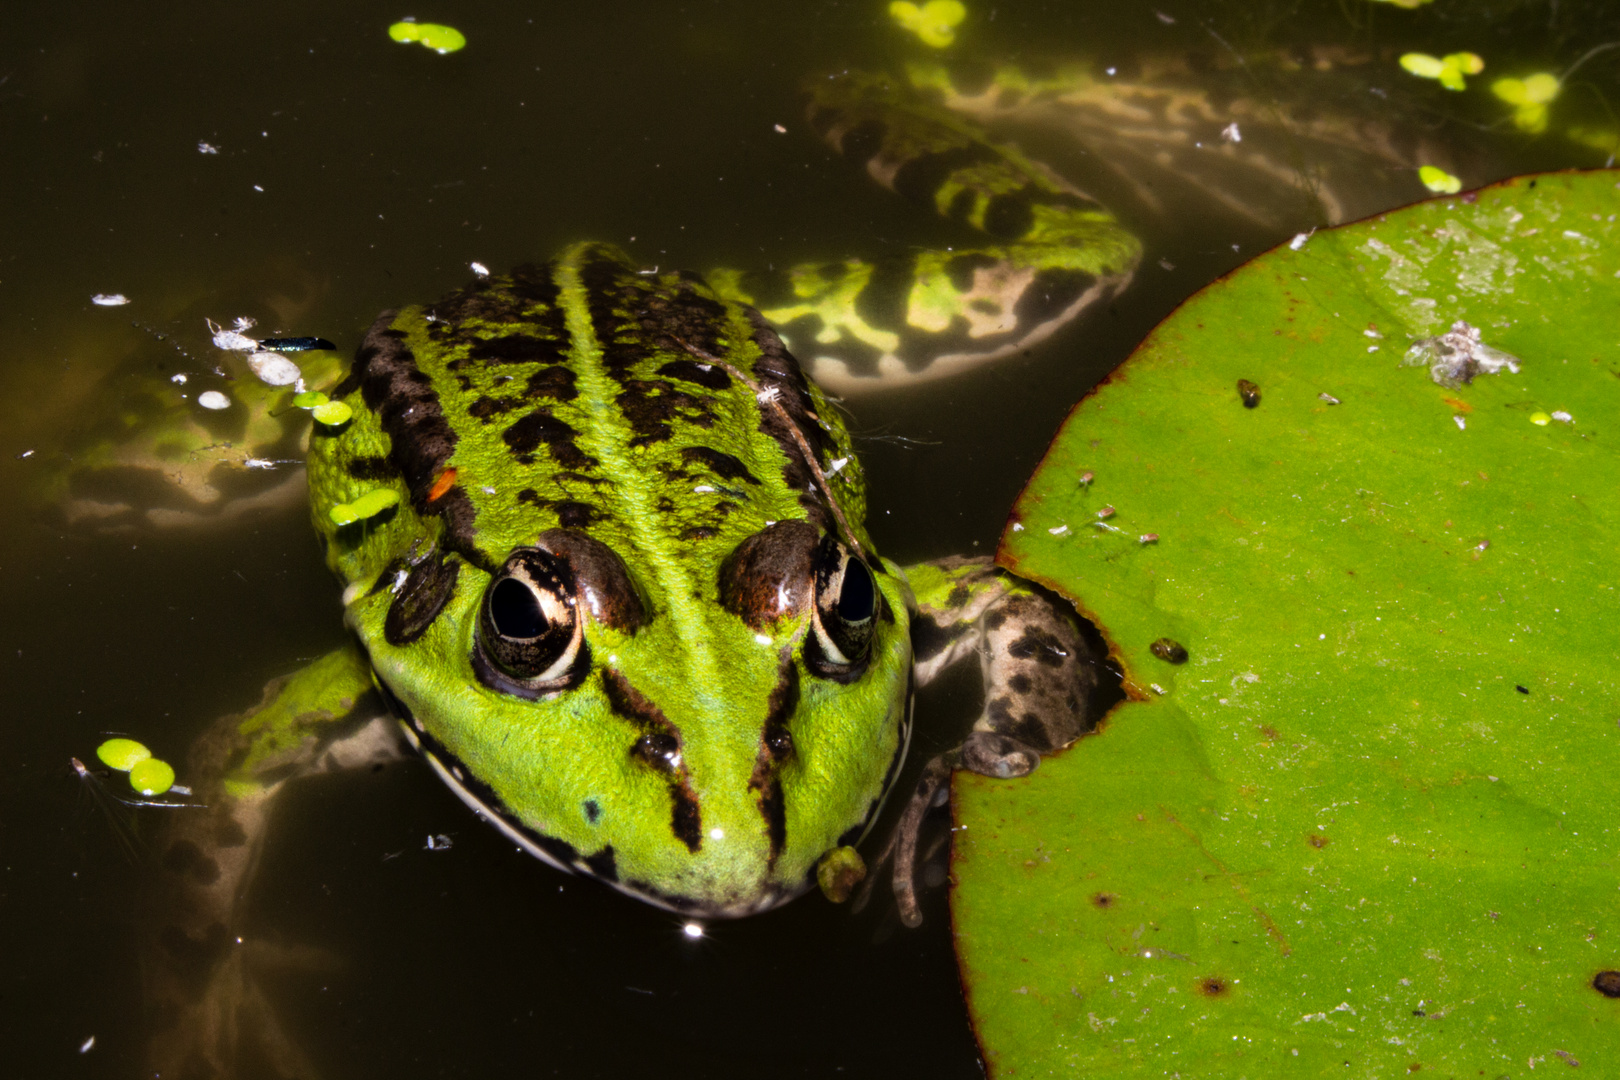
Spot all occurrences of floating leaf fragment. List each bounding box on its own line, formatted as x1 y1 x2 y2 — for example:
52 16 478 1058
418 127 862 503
1401 51 1483 91
1493 73 1560 133
889 0 966 48
96 738 151 772
293 391 329 408
388 19 466 54
427 466 458 502
129 757 175 796
1419 165 1463 194
246 350 302 387
329 488 401 526
1531 411 1552 425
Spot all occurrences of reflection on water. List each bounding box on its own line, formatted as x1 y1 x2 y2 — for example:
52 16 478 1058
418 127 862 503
1 0 1615 1075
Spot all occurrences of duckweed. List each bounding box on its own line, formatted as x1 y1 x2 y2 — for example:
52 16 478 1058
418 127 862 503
129 758 176 796
388 20 466 54
96 738 151 772
329 488 401 526
889 1 966 48
1493 73 1560 133
1419 165 1463 194
1400 51 1484 92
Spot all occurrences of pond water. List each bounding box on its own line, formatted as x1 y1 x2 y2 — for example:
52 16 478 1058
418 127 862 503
1 1 1615 1076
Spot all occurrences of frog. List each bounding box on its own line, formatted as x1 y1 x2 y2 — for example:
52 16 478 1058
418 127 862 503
139 244 1105 1078
71 27 1510 1078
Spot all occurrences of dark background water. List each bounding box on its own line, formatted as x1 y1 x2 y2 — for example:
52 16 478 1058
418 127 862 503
1 1 1614 1076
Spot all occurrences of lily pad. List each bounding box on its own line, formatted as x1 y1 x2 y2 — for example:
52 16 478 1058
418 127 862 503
959 171 1620 1075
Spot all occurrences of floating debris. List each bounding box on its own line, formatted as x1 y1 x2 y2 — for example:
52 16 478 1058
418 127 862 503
208 316 258 351
91 293 129 306
470 261 490 278
1237 379 1261 408
1403 321 1522 388
197 391 231 410
1454 415 1467 430
1318 392 1341 405
246 351 302 387
888 0 966 48
197 141 220 155
1530 411 1552 426
257 336 336 352
1150 638 1189 664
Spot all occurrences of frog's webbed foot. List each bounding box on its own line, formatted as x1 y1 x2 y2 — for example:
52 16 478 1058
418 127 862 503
142 647 398 1079
880 558 1106 925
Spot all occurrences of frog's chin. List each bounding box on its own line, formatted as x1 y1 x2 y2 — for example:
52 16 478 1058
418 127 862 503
401 718 809 919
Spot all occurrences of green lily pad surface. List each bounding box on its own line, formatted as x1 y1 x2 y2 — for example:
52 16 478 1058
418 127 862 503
960 171 1620 1076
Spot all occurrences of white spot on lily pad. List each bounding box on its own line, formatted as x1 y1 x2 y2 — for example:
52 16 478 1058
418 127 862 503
1048 524 1070 536
1404 321 1521 388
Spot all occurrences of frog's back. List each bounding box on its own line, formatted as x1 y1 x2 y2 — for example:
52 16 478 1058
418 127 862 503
316 244 866 586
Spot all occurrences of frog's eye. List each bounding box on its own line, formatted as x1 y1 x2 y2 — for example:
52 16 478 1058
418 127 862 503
474 548 589 697
806 539 880 682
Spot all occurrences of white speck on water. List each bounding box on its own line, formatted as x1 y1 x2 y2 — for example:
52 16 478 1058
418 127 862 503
170 373 188 384
198 141 219 154
470 261 490 277
197 391 230 410
80 1036 95 1054
1221 122 1241 143
91 293 129 306
773 123 787 133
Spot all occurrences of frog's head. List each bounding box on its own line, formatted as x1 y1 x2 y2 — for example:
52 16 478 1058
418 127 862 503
364 522 913 917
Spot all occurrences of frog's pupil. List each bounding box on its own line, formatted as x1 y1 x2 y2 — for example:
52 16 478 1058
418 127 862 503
490 577 547 639
837 560 875 623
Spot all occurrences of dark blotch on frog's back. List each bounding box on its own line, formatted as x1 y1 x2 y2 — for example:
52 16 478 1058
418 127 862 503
518 488 597 529
658 359 732 391
502 408 593 470
681 446 760 486
334 318 481 564
525 365 578 401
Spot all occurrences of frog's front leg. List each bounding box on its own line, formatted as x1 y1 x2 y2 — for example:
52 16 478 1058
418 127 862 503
885 557 1101 926
144 645 400 1080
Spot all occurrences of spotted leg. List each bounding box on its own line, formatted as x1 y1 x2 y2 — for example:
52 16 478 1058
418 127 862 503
885 557 1101 926
144 646 400 1080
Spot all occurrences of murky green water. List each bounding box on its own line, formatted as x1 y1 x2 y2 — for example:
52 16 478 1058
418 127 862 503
2 1 1615 1076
